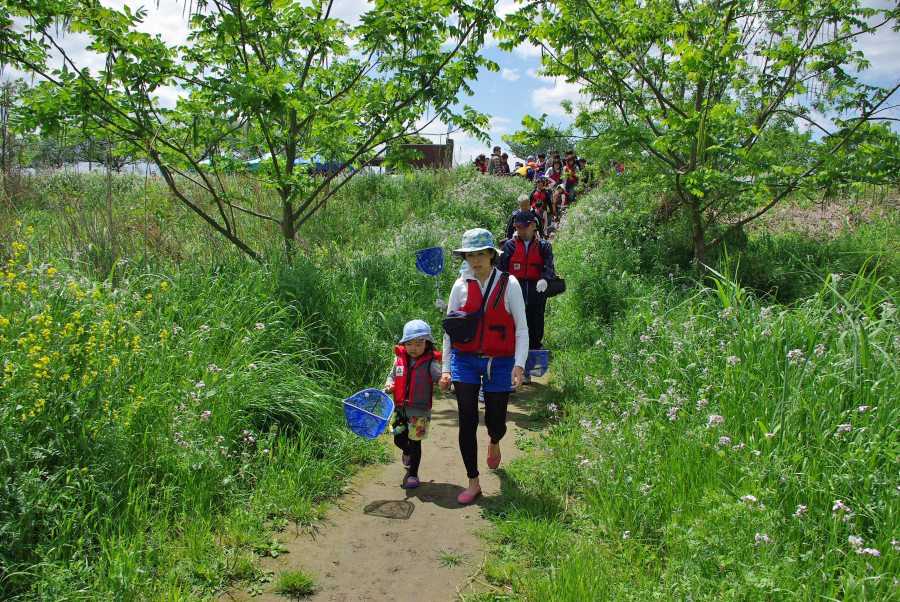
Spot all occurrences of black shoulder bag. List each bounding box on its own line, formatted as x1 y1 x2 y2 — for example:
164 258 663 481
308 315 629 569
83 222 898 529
442 270 498 344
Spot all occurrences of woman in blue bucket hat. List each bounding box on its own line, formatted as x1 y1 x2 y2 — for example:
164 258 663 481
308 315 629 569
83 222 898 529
438 228 528 504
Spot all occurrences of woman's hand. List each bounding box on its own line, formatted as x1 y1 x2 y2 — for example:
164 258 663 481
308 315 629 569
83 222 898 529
384 383 394 394
511 366 524 389
439 372 452 392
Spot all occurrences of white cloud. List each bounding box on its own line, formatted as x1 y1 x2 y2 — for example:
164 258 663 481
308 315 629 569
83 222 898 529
525 68 553 82
531 78 590 117
500 68 520 81
513 42 543 60
488 116 511 134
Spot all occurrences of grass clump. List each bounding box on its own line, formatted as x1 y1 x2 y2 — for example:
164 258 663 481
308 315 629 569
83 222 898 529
274 570 316 598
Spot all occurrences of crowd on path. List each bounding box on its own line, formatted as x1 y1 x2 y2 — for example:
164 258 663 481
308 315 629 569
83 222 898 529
381 144 616 505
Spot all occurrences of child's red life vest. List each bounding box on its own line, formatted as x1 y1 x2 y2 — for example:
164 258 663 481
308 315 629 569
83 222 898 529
565 165 579 184
508 238 543 282
392 347 442 410
453 274 515 357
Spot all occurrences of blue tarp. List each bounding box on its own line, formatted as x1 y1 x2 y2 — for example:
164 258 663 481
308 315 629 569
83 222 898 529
197 153 354 172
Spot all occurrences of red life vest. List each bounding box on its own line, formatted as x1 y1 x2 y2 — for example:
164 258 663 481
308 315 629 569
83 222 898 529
508 238 543 282
392 347 442 410
530 189 550 208
453 273 516 357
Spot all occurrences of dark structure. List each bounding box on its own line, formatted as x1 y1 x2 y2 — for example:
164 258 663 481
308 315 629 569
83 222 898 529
366 139 454 170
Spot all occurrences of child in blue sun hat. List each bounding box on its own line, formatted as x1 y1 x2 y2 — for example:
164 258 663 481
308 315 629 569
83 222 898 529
384 319 443 489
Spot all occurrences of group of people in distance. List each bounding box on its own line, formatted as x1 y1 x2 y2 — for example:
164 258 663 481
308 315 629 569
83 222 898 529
474 146 600 208
383 148 564 505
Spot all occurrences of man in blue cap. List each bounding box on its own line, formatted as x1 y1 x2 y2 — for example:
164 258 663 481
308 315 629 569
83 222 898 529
500 211 555 363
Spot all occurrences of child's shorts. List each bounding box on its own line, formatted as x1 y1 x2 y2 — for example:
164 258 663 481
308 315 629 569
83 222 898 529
390 410 430 440
449 351 515 393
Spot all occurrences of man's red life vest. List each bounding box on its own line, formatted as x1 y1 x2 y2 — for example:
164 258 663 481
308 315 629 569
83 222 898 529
453 273 516 357
508 238 543 282
392 347 442 410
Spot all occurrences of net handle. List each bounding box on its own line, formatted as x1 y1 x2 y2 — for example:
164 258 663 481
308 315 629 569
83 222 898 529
342 399 389 419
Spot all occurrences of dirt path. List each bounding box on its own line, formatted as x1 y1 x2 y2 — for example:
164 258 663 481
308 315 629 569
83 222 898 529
221 378 548 602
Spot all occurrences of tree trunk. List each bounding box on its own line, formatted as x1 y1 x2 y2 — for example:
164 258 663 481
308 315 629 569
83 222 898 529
690 199 706 274
282 201 295 263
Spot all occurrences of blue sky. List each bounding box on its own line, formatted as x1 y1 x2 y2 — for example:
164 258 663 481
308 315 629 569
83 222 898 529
10 0 899 168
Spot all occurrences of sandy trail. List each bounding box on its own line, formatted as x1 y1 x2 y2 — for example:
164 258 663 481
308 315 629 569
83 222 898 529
221 379 548 602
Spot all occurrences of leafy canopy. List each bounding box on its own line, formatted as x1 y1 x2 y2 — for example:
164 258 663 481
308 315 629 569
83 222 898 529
500 0 900 262
1 0 499 260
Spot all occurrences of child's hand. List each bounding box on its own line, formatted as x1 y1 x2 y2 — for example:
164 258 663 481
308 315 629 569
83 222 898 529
439 372 452 392
384 383 394 394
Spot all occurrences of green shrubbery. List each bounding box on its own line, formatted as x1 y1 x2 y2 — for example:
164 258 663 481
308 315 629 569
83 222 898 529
486 183 900 600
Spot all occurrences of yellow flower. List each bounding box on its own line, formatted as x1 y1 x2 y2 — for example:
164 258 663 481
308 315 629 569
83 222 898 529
59 374 70 382
144 294 152 303
160 281 169 291
46 267 57 276
0 316 8 327
15 281 26 293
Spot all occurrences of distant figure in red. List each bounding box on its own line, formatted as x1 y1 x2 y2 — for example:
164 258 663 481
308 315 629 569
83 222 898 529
474 154 488 174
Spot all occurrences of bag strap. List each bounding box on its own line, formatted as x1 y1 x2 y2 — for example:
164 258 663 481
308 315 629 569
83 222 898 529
491 273 509 310
468 269 497 314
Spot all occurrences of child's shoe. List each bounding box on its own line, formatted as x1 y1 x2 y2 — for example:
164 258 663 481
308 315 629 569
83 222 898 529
405 475 420 489
401 454 410 467
486 442 501 469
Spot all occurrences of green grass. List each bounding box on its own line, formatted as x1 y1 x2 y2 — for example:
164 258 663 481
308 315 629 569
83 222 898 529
273 570 316 598
436 547 469 567
484 185 900 600
2 168 898 600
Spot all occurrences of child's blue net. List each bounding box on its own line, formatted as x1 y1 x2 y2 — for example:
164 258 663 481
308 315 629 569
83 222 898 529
525 350 549 377
414 247 444 276
342 389 394 438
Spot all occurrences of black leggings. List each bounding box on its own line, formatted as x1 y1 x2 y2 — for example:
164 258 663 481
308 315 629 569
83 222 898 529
392 413 423 477
455 382 510 479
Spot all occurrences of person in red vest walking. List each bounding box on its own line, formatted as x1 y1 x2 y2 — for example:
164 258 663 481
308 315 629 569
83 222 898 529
499 212 556 367
439 228 528 505
384 320 443 489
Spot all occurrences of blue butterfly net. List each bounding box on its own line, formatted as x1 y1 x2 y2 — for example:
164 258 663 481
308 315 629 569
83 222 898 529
342 388 394 438
525 350 549 377
414 247 444 276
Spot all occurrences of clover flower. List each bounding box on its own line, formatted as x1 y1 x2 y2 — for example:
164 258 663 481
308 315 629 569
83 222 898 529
707 414 724 428
857 548 881 556
727 355 741 366
849 535 863 549
833 500 853 522
716 436 732 447
792 504 807 518
754 533 772 545
740 495 758 504
255 322 265 330
667 407 680 421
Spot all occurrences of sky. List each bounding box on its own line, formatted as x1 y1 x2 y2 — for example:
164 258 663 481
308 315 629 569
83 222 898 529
7 0 900 168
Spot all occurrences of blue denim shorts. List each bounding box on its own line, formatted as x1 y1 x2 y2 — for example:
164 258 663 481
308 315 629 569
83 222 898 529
450 351 515 392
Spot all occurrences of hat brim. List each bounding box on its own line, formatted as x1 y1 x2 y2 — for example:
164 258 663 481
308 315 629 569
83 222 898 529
452 245 502 258
400 333 434 344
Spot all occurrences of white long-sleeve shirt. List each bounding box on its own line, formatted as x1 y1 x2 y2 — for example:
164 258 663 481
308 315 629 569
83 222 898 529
441 266 529 372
